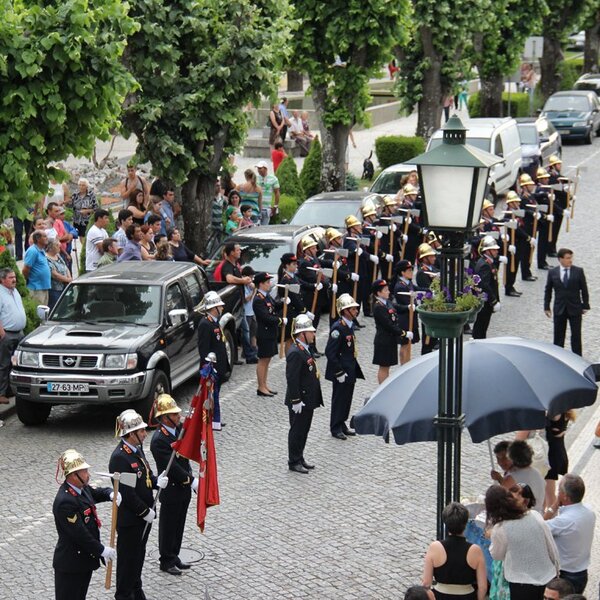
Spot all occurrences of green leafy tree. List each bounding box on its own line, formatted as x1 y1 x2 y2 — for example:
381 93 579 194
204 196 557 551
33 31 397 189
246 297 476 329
122 0 291 253
289 0 410 191
275 157 305 204
0 0 136 220
471 0 548 117
582 3 600 72
299 136 322 199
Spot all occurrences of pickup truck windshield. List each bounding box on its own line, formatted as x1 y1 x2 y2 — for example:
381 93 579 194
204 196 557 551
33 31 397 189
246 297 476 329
51 283 162 325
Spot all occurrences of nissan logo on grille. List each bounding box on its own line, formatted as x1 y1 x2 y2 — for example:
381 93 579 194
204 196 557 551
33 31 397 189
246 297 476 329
63 357 77 367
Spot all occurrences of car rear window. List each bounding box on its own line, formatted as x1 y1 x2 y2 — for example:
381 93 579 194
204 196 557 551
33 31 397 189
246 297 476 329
518 125 537 145
290 201 360 228
206 242 287 278
544 95 591 112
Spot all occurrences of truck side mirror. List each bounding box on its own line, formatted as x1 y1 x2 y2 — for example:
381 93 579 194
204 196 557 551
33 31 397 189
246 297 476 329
168 308 188 326
36 305 50 322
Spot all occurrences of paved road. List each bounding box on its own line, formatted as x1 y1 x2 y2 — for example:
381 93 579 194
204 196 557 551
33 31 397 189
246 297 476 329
2 140 600 599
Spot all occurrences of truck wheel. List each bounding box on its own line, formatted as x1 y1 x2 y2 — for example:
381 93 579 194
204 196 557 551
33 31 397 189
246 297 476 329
223 329 236 382
134 370 170 422
584 129 592 144
16 398 52 426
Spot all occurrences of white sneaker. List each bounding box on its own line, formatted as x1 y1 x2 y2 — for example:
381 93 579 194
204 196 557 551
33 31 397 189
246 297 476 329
212 423 222 431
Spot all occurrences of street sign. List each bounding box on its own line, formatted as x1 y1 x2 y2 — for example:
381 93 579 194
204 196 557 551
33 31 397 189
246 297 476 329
524 37 544 61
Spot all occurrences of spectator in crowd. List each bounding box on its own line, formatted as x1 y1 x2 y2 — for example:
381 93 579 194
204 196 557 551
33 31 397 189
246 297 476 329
241 265 258 364
96 238 119 268
167 228 209 266
85 209 109 272
544 578 575 600
211 182 226 242
160 188 176 232
118 224 143 262
29 215 57 246
43 176 69 210
545 474 595 594
155 239 174 261
237 169 262 224
45 239 71 309
490 440 514 485
146 214 163 238
113 209 133 254
12 209 33 261
0 267 27 408
404 586 434 600
268 102 285 148
127 189 148 225
145 197 167 236
240 204 255 229
503 440 546 512
225 206 241 236
227 189 241 208
256 160 281 225
69 177 97 241
422 502 487 600
140 224 157 260
271 141 287 174
22 230 51 305
443 95 454 122
149 175 167 199
301 111 315 142
288 110 311 156
278 97 292 142
486 485 559 600
46 202 72 255
119 163 149 206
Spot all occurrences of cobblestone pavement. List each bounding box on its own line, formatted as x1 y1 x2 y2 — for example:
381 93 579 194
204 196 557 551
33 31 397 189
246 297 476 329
2 140 600 599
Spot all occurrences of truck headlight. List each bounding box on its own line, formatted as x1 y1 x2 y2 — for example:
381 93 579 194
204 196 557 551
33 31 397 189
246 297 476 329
18 351 39 367
104 354 138 369
573 121 588 127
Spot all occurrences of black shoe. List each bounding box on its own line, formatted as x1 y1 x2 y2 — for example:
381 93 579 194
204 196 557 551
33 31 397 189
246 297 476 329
176 561 191 570
246 358 258 364
257 389 275 397
312 350 322 358
354 320 364 329
548 251 558 257
505 290 521 297
538 264 551 270
233 359 244 365
522 276 537 282
343 429 357 437
161 565 182 576
301 459 315 470
332 432 347 440
289 463 309 474
267 389 278 395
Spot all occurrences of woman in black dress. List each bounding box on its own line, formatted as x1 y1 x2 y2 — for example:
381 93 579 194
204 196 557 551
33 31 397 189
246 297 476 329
277 253 309 355
253 272 284 397
372 279 412 384
544 410 574 509
393 259 420 365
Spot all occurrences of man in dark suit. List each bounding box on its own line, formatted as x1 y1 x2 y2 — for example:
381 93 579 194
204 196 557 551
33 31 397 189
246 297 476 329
544 248 590 356
285 314 323 473
53 449 117 600
150 394 196 575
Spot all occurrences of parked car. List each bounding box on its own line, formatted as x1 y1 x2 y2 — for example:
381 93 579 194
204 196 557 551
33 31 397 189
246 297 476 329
567 31 585 51
574 73 600 96
427 117 522 201
516 117 562 176
541 90 600 144
288 191 382 228
11 262 241 425
369 162 417 195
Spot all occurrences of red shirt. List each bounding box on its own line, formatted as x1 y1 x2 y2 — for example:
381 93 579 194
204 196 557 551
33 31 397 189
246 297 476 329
53 218 67 253
271 149 286 173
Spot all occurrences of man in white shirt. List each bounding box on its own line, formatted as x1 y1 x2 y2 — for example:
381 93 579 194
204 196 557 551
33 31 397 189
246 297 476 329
113 209 133 254
85 209 110 272
545 473 595 594
288 110 310 156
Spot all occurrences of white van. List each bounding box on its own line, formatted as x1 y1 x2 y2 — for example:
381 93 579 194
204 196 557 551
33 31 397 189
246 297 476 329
427 117 522 201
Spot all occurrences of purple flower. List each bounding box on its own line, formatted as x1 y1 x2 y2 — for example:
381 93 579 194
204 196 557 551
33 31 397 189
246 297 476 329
425 290 433 299
481 292 488 302
472 274 481 284
463 285 472 294
466 267 474 275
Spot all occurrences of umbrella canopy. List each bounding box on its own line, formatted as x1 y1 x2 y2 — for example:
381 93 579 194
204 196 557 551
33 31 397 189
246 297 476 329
354 337 599 444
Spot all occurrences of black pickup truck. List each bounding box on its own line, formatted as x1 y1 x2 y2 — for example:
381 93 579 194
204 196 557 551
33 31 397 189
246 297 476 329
10 262 241 425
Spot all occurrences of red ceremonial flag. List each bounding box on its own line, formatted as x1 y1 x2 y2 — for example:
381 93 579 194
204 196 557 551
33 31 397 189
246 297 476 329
171 362 220 532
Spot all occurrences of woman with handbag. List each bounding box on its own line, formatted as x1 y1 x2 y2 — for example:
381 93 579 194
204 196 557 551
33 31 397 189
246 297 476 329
544 410 575 510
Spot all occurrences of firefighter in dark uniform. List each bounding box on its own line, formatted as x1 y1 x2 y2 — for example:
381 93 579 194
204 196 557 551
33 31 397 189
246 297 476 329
470 199 499 265
150 394 195 575
547 154 571 255
376 195 402 272
534 167 557 270
325 293 365 440
394 260 420 365
253 272 285 397
298 235 330 357
399 184 424 264
197 290 230 430
504 191 530 296
416 243 440 354
518 173 540 281
371 279 413 383
285 314 323 473
109 409 169 600
53 449 117 600
344 214 378 317
322 226 355 300
361 200 392 281
473 236 502 339
277 253 309 354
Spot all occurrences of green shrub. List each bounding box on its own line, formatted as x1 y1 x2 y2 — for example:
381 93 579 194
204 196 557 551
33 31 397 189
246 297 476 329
467 91 530 117
299 137 322 199
272 194 298 224
559 60 581 91
0 249 40 333
374 135 425 170
467 92 481 118
275 157 305 204
78 209 116 273
345 172 358 191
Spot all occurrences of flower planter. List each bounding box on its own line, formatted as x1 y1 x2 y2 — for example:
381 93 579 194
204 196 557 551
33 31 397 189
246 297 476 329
467 302 483 324
416 304 472 338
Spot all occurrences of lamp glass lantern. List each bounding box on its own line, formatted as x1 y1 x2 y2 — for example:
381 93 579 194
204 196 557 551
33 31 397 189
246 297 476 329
411 115 501 232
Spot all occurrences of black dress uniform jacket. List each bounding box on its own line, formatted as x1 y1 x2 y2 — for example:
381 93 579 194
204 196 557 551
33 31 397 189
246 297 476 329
53 483 111 572
372 299 407 366
253 291 282 340
321 247 353 297
394 278 420 344
298 254 329 311
325 319 365 383
279 271 307 339
197 314 230 376
150 424 192 501
475 256 499 307
285 343 324 410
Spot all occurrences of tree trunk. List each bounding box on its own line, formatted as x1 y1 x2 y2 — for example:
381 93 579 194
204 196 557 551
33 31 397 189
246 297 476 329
287 70 304 92
181 173 214 255
478 73 504 117
417 26 443 139
584 18 600 73
540 36 564 102
312 84 349 191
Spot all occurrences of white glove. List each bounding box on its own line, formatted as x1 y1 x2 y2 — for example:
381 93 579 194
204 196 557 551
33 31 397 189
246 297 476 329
157 471 169 489
406 217 412 225
285 296 291 305
376 230 383 239
306 311 315 320
315 282 323 291
529 238 537 247
143 508 156 523
357 247 363 256
281 317 288 325
546 214 555 222
291 401 305 414
500 233 509 241
191 478 199 493
535 212 541 220
422 228 429 235
369 254 379 265
493 302 502 313
563 209 571 219
401 234 408 244
350 273 360 282
385 254 394 262
336 372 347 383
406 331 414 341
333 260 341 269
109 491 122 507
331 283 338 294
508 244 516 255
101 546 117 561
391 223 397 232
498 255 508 264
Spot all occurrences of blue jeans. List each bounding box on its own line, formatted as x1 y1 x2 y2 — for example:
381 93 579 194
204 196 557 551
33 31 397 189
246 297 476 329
560 569 588 594
240 315 257 360
212 379 221 425
260 208 270 226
